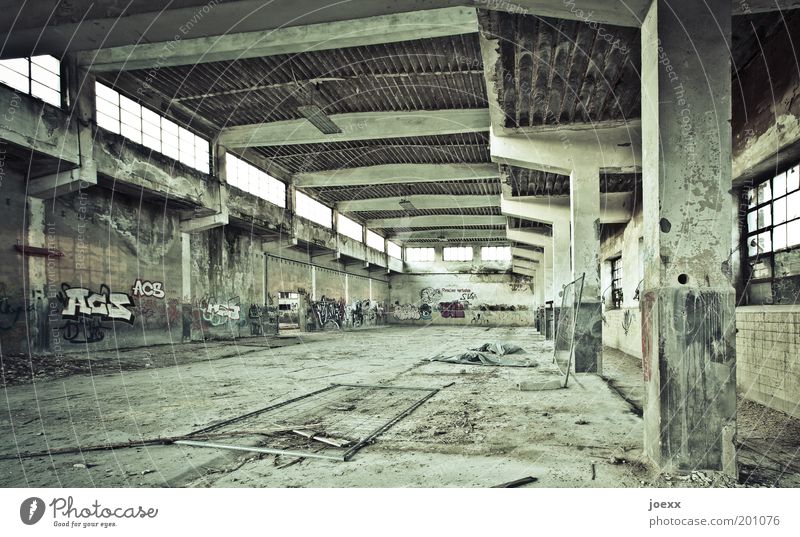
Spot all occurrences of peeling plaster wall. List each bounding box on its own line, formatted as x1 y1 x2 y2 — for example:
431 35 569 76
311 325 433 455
189 226 266 341
388 272 536 326
600 204 644 359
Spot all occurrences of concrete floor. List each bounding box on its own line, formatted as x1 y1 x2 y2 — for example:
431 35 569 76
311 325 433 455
0 326 791 488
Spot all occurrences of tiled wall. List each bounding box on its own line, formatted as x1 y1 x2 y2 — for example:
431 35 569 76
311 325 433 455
736 305 800 419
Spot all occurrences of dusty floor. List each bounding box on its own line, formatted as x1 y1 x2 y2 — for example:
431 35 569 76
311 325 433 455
0 327 794 488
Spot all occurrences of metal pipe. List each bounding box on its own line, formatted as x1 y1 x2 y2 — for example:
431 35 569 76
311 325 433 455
174 440 345 462
186 384 339 436
333 383 437 392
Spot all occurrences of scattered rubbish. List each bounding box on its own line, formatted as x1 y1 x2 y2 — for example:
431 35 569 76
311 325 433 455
328 404 356 412
518 378 565 391
591 462 597 480
441 382 456 388
492 476 538 488
73 463 89 469
430 341 536 367
140 469 154 475
575 419 589 425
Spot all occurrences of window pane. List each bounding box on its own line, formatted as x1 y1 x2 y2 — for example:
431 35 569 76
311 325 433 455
95 96 119 119
757 231 772 254
30 64 59 91
95 82 118 103
337 214 363 242
120 122 142 144
756 205 771 229
757 181 772 204
774 171 787 198
0 57 28 77
747 187 757 208
774 223 787 251
788 165 800 192
788 219 800 247
31 82 60 106
747 235 758 257
366 230 384 251
31 55 60 75
788 190 800 221
0 64 29 92
773 197 786 225
96 111 120 134
387 241 402 259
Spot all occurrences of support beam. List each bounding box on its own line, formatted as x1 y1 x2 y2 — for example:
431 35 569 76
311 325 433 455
80 7 478 71
391 229 506 242
512 265 536 278
295 163 499 187
27 167 96 198
501 193 633 224
513 258 538 271
490 123 641 176
219 109 490 148
640 0 736 475
180 210 229 233
367 215 505 228
570 167 602 374
511 247 543 262
339 195 499 213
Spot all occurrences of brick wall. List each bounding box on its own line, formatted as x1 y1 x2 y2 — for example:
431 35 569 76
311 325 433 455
736 305 800 418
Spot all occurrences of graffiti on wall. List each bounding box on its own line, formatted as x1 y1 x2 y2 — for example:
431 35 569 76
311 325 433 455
308 296 345 330
248 303 278 336
57 283 135 343
393 303 421 321
420 287 442 304
0 284 34 331
439 301 466 318
131 279 166 299
203 298 242 326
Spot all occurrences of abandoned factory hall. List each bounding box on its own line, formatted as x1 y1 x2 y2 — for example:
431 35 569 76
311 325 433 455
2 0 800 492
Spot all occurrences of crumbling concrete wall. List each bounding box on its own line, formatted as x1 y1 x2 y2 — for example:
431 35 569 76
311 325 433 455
388 272 535 326
189 226 266 340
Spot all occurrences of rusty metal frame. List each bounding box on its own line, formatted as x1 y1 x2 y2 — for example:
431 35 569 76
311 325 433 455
177 383 439 462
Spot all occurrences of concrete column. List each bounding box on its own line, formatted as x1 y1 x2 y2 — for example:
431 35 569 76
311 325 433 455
570 167 603 373
552 222 572 301
641 0 736 474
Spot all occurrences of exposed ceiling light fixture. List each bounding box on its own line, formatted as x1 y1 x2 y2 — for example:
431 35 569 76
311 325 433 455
297 104 342 135
399 199 416 211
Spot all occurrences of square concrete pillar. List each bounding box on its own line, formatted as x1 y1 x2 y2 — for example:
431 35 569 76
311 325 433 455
641 0 736 475
570 167 602 374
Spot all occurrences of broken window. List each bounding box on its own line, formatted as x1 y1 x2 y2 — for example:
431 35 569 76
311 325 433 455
225 153 286 208
0 55 61 107
481 246 511 261
443 246 474 262
94 82 210 173
406 247 435 262
745 165 800 304
366 230 385 252
337 213 363 242
296 191 333 228
611 256 623 309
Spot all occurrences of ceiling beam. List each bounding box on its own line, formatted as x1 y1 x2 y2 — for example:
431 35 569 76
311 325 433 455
79 7 478 71
368 215 506 228
512 265 537 278
391 229 507 241
296 163 498 187
506 227 551 249
219 109 490 148
1 0 787 60
512 247 543 262
338 194 499 212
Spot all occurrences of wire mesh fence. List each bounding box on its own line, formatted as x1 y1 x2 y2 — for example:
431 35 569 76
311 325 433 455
553 273 585 386
177 384 439 462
